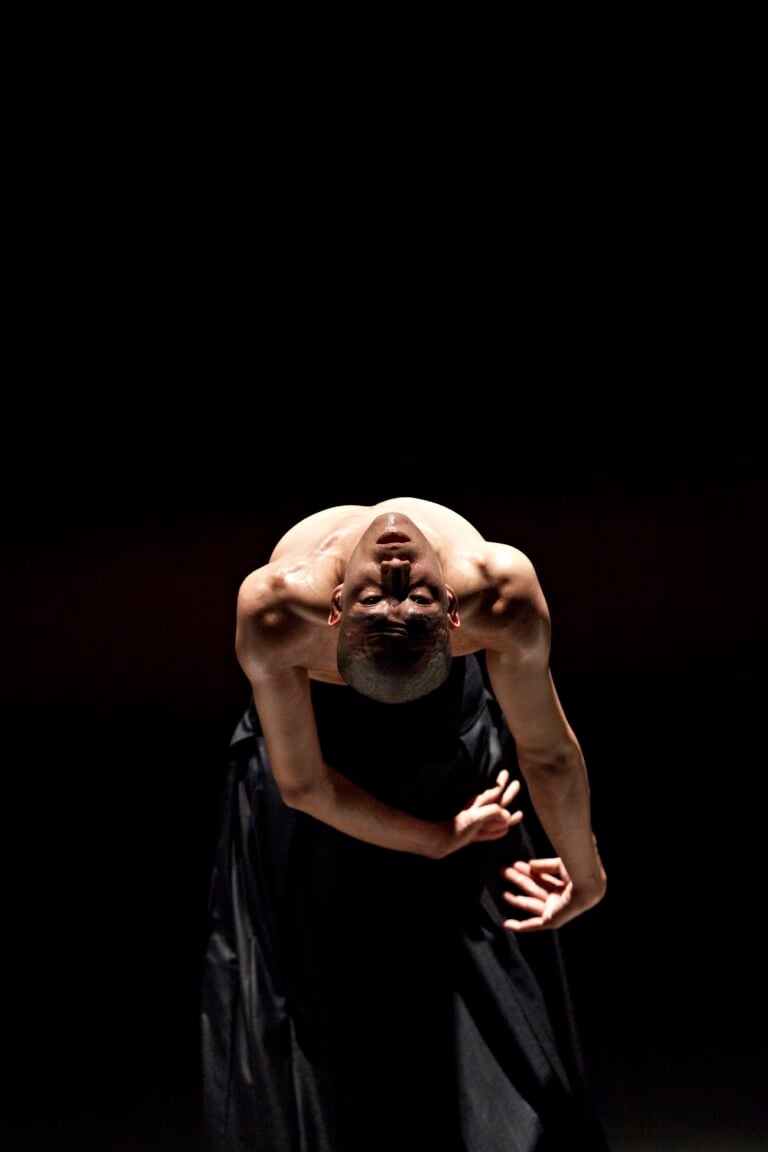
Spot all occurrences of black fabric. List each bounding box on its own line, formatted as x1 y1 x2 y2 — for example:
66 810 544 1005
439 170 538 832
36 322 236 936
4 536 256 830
201 656 610 1152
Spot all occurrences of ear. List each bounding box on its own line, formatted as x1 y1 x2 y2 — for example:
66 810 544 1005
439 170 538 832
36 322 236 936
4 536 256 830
445 585 461 629
328 585 344 627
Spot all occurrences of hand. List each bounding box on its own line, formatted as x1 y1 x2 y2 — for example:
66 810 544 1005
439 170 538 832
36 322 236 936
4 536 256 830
435 770 523 858
501 857 578 932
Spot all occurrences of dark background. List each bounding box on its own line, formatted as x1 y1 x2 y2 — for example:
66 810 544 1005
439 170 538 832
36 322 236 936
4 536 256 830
4 6 764 1150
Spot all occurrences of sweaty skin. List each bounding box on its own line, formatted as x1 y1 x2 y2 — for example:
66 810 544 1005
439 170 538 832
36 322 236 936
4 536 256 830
236 496 606 931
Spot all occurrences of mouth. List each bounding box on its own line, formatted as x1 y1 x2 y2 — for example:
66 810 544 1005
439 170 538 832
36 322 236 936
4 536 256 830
376 531 412 545
366 626 411 642
372 623 409 635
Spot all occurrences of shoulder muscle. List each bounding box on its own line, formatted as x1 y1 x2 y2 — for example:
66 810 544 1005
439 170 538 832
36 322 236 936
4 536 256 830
235 566 311 675
473 544 551 653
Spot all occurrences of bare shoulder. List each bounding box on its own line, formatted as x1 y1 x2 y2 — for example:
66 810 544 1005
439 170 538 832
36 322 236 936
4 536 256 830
478 542 542 595
235 569 297 674
237 562 338 677
236 564 287 622
237 552 338 626
235 557 340 679
456 542 550 653
450 541 541 597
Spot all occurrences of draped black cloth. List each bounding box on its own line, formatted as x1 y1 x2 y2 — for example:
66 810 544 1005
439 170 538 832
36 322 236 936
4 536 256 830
201 655 610 1152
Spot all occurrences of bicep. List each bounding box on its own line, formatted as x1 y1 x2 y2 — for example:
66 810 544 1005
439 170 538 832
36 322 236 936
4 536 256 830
250 667 327 803
484 603 577 762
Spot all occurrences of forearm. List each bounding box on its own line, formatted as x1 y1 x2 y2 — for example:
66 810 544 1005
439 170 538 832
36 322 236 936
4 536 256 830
485 651 605 900
517 747 606 903
251 667 452 858
282 762 447 857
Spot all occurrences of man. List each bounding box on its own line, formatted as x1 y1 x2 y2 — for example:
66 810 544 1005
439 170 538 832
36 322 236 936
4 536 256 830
202 497 609 1151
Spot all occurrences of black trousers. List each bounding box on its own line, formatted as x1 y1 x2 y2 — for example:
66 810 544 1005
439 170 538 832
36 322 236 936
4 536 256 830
201 656 610 1152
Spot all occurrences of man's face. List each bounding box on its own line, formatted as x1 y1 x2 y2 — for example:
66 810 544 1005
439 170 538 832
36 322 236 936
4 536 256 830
329 513 458 659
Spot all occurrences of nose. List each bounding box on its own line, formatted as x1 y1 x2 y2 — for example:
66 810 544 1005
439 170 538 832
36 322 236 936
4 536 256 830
380 558 411 601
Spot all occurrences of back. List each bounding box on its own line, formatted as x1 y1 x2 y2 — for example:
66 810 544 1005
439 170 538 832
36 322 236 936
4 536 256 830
269 497 487 565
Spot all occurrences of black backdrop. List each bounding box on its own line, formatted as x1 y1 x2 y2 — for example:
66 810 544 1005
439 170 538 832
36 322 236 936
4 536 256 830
5 406 763 1152
3 8 764 1151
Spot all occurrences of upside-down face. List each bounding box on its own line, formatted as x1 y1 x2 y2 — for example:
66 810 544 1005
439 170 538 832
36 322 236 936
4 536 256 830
329 513 459 702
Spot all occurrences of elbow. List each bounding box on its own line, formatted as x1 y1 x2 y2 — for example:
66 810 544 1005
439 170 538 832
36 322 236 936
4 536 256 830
276 777 330 815
516 740 583 778
271 757 332 815
277 781 315 811
586 867 608 909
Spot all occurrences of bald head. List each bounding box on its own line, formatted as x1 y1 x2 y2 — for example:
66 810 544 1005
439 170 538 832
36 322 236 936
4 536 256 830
336 614 453 703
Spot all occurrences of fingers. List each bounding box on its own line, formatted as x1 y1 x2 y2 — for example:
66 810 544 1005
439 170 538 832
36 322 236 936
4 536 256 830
496 770 523 811
526 857 563 872
482 803 524 829
503 915 549 934
474 820 522 842
472 809 512 838
502 860 568 913
470 770 521 810
501 866 551 901
500 856 572 933
504 858 566 886
501 778 521 808
469 805 524 842
502 886 558 932
502 890 544 913
472 770 508 807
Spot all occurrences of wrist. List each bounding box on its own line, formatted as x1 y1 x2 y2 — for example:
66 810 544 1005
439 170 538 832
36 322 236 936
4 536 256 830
424 820 451 860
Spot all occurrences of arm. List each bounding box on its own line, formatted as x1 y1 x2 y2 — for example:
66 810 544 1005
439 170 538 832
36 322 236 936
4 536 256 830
249 665 520 857
481 550 607 925
236 576 521 858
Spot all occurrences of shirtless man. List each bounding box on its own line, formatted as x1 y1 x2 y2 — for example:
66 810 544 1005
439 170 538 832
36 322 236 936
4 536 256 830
203 495 611 1150
234 495 606 930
